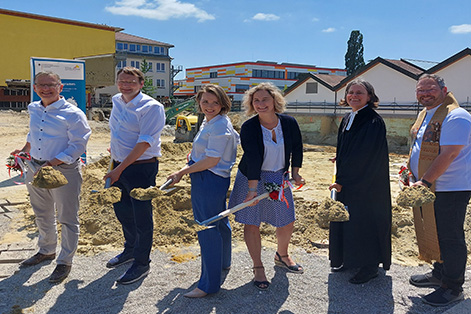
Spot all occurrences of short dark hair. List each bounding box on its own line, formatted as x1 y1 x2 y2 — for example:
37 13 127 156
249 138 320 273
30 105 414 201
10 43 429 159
34 71 61 84
195 84 232 115
339 79 380 108
417 74 446 89
117 66 145 83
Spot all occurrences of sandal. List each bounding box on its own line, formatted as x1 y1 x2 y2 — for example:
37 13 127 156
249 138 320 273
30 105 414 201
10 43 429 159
275 252 304 274
253 266 270 291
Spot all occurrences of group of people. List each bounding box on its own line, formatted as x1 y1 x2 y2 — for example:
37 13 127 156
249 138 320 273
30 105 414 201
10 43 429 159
13 68 471 307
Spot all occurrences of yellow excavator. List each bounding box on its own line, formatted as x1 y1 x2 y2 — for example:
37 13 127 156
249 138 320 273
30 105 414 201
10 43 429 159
174 113 203 143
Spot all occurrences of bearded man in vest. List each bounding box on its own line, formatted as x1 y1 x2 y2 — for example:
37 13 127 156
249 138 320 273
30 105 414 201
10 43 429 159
408 74 471 306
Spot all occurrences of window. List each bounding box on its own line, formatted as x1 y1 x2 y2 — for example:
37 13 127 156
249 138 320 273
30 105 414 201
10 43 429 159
287 72 301 80
235 84 249 93
124 43 128 50
142 46 148 53
194 85 202 93
157 63 165 72
154 46 160 54
306 82 318 94
210 72 217 78
116 43 123 50
156 79 165 88
136 45 141 52
130 61 140 68
131 61 135 67
252 69 284 79
148 62 153 72
130 44 136 52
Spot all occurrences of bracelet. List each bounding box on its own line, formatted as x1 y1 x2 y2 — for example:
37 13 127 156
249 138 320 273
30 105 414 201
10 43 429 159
248 188 257 192
420 178 433 188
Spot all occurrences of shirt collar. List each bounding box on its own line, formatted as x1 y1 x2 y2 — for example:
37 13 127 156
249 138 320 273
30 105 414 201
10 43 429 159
41 96 66 109
120 91 144 107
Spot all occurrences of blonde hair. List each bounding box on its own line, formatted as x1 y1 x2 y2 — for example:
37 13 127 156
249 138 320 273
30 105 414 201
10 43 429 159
242 82 286 116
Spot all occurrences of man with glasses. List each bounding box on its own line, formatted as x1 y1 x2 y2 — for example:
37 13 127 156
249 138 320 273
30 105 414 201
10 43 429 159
12 71 91 283
408 74 471 306
104 66 165 284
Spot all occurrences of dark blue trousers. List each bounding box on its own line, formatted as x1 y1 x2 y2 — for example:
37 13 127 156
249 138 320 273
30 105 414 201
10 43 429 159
112 160 158 266
190 169 231 294
432 191 471 292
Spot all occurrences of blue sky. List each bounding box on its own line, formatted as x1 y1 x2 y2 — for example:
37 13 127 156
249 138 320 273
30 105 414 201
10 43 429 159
2 0 471 79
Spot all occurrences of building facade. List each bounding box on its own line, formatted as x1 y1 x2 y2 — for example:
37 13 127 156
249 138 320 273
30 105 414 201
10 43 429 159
0 9 119 110
94 32 174 105
174 61 346 101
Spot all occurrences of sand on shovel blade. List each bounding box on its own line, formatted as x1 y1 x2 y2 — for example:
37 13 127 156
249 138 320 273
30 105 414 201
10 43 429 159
32 166 68 189
396 185 435 207
317 197 350 228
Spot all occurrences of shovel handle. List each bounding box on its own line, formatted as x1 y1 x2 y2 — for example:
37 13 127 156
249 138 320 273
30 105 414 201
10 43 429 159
330 188 338 201
198 192 270 226
159 178 173 190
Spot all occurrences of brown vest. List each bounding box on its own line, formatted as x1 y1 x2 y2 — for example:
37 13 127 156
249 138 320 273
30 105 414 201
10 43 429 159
408 92 459 262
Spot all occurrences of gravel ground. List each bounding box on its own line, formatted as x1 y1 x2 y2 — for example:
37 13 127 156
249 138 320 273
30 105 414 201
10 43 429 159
1 244 470 314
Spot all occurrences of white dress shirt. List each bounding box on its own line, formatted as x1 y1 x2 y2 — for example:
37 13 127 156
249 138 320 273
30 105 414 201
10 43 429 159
27 97 91 164
109 92 165 162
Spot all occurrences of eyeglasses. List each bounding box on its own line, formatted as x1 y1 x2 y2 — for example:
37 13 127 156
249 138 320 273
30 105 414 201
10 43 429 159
35 83 60 89
117 80 139 85
416 88 439 94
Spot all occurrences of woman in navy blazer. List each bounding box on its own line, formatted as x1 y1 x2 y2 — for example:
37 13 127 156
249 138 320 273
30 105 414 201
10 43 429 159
229 82 304 291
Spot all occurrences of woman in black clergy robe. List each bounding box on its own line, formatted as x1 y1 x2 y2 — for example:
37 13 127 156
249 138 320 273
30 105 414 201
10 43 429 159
329 79 391 284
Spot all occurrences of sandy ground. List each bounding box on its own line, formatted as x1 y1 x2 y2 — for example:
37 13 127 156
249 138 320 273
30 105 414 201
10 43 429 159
1 110 471 313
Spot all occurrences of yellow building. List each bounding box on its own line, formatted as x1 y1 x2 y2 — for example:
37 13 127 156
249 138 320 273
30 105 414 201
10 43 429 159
0 8 121 109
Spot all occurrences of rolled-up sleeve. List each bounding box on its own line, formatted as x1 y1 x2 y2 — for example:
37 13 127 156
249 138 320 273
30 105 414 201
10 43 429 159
137 102 165 147
56 110 91 163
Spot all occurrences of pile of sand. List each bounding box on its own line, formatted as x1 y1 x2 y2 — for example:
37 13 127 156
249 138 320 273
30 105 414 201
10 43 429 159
32 166 68 189
396 185 436 207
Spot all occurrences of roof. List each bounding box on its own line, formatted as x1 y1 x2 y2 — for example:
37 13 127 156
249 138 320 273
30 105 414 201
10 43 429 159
0 8 122 32
284 73 346 95
186 61 345 72
425 47 471 74
335 57 425 90
116 32 174 48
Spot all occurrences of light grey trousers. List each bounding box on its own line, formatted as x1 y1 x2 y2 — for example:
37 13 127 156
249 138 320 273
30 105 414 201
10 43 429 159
26 160 82 266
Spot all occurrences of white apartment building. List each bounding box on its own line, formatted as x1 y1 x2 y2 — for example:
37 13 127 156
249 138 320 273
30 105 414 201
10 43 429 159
94 32 174 105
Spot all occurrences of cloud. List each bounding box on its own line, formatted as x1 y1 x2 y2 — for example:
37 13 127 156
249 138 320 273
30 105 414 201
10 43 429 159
449 24 471 34
312 17 319 22
105 0 215 22
322 27 336 33
252 13 280 21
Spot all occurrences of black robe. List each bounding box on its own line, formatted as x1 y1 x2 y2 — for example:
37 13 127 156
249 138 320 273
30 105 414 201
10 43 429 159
329 105 392 270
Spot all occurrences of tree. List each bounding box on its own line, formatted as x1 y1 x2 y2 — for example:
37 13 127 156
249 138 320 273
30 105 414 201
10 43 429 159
345 30 366 76
140 59 156 97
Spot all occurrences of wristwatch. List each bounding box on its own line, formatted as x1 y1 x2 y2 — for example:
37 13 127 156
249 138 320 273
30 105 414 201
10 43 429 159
420 178 433 188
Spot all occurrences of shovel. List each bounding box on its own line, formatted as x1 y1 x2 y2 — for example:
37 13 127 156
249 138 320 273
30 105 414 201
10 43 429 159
91 157 114 193
197 192 270 227
197 178 302 227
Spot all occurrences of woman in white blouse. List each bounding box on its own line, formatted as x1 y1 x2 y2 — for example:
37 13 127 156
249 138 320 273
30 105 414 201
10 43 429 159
228 82 304 291
167 84 239 298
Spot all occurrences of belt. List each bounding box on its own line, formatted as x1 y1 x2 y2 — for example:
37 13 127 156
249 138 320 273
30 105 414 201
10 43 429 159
114 157 157 166
32 158 47 165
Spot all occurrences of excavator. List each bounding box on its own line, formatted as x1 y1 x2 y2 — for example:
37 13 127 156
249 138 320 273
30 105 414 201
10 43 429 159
165 97 203 143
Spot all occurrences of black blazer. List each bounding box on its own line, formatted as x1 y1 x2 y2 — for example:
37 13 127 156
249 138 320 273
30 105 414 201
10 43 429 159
238 113 303 180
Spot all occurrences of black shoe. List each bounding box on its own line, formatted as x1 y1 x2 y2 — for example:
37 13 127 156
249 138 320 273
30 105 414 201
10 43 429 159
49 264 72 283
106 252 134 268
422 287 464 306
349 266 378 284
116 263 150 285
409 272 442 288
20 252 56 267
